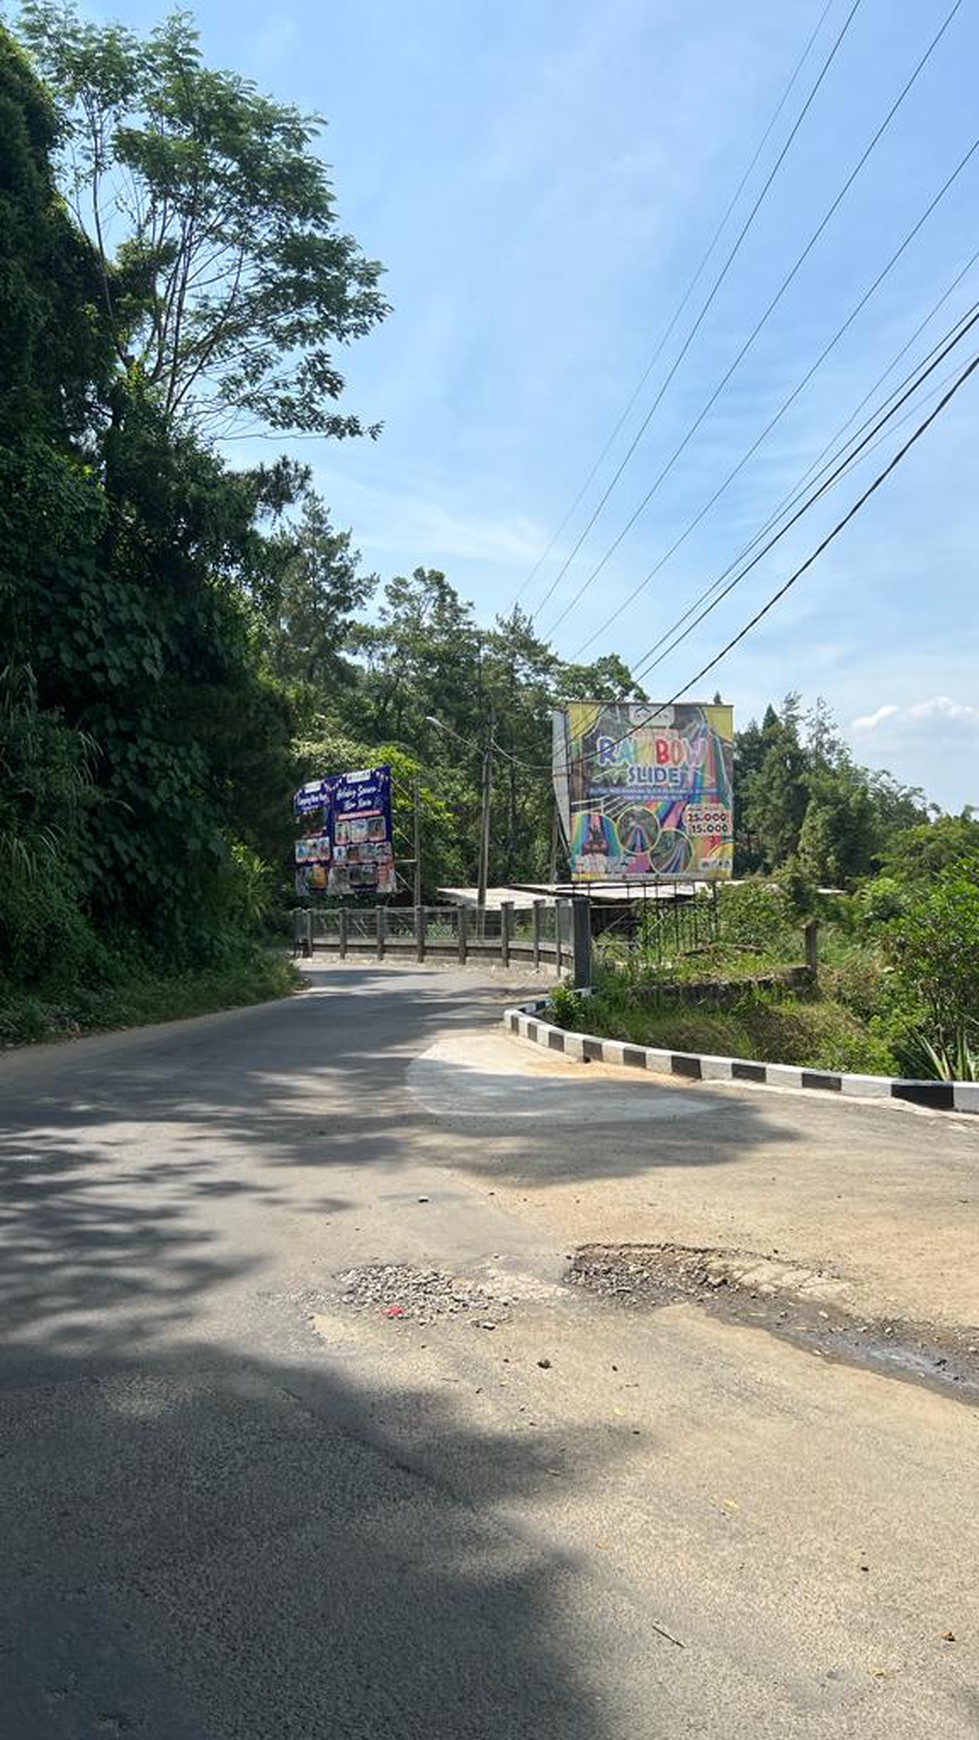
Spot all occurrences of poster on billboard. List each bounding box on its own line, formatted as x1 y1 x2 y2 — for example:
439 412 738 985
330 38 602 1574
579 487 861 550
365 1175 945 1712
553 702 734 881
329 767 396 895
294 830 331 897
293 776 336 819
292 766 396 897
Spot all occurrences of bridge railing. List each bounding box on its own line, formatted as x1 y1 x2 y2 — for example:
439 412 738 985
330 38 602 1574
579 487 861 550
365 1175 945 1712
292 899 574 971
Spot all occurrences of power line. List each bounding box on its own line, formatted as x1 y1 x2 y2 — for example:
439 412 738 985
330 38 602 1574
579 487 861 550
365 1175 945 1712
568 131 979 661
660 343 979 706
527 0 865 626
764 238 979 516
510 0 838 611
627 298 979 681
476 306 979 786
543 0 964 641
631 260 979 681
544 308 979 780
635 328 977 682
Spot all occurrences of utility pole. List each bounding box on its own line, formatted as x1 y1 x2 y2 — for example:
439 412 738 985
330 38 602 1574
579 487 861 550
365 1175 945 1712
476 707 494 923
412 777 422 909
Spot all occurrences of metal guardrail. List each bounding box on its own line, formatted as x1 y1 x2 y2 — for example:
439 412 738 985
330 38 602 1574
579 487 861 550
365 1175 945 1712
292 899 574 972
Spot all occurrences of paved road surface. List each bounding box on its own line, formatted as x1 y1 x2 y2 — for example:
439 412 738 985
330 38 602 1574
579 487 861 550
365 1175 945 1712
1 964 977 1738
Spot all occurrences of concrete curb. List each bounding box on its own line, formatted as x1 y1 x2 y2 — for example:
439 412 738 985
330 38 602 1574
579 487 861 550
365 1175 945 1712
503 996 979 1116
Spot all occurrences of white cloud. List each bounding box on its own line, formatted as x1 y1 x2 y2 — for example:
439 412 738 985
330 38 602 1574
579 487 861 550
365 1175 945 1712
907 696 979 723
852 704 900 731
852 697 979 734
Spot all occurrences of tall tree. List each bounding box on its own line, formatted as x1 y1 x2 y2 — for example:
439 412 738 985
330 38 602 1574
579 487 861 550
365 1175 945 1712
20 3 388 435
265 497 375 701
347 568 482 748
740 697 809 870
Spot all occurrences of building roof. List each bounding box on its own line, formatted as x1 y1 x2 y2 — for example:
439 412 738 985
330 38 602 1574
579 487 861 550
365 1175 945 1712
436 881 701 909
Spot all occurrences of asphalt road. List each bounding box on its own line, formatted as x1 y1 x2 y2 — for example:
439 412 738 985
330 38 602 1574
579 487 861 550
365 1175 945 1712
1 963 977 1739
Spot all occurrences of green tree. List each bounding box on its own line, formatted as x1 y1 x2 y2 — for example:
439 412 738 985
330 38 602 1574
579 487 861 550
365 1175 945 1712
265 497 375 701
880 814 979 889
888 872 979 1064
740 697 809 870
20 3 388 434
553 653 647 703
348 568 482 748
797 764 878 887
482 609 556 883
0 25 117 983
0 24 111 442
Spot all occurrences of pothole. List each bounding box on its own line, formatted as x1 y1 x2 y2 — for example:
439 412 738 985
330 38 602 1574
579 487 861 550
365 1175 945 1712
335 1262 510 1328
568 1243 979 1404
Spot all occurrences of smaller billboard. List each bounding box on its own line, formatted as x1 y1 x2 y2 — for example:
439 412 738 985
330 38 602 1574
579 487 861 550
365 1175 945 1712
293 776 336 818
292 766 396 897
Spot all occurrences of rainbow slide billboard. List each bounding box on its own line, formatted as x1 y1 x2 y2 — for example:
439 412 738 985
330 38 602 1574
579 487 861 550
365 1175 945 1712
553 702 734 882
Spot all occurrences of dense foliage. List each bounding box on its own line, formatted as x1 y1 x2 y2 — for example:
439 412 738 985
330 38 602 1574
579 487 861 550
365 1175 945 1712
0 14 380 1036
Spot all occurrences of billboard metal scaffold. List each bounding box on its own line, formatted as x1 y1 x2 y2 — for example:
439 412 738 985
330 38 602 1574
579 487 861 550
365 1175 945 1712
553 701 734 882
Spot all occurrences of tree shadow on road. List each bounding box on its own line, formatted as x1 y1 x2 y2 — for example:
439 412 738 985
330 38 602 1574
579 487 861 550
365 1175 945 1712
3 1325 638 1736
0 964 801 1210
0 966 844 1735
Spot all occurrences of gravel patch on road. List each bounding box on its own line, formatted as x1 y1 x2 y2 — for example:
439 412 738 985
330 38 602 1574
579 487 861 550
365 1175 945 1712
568 1242 979 1405
336 1262 511 1328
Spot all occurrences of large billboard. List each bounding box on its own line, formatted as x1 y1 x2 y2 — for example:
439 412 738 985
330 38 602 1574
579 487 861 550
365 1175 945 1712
553 702 734 882
293 766 396 897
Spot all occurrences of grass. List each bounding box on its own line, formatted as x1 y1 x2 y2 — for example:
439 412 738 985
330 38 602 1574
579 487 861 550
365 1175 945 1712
595 939 801 985
579 990 898 1075
553 930 901 1075
0 949 302 1048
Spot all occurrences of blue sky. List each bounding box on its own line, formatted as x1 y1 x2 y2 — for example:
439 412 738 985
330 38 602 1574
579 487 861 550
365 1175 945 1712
113 0 979 808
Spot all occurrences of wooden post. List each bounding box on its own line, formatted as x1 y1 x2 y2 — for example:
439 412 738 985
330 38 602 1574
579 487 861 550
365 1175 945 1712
415 904 426 963
532 899 544 970
572 895 592 989
804 918 819 981
338 907 348 960
376 905 386 959
457 905 468 965
500 900 512 968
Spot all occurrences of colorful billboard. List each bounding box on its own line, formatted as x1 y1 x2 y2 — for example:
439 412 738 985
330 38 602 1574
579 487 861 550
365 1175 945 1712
293 766 396 897
553 702 734 882
328 766 396 896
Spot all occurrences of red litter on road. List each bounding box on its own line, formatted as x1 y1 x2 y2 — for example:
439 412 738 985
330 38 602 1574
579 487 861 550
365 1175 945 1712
382 1305 405 1318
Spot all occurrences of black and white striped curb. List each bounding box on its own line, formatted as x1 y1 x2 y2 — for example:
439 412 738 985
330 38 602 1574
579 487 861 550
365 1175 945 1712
504 997 979 1115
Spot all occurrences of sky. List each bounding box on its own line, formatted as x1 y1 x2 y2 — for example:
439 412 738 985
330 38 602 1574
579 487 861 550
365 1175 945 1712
97 0 979 810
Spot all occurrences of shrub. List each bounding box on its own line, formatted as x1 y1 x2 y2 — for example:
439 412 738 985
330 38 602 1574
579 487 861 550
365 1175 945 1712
886 871 979 1050
717 878 797 956
547 981 584 1031
855 876 907 927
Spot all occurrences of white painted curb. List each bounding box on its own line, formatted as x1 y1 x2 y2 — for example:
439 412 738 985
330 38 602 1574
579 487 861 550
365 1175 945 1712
503 997 979 1115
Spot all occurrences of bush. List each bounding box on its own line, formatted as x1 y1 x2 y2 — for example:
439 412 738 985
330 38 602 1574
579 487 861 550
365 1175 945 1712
0 946 300 1047
565 983 898 1074
820 941 893 1024
547 981 585 1030
885 871 979 1050
854 876 907 927
717 878 797 955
